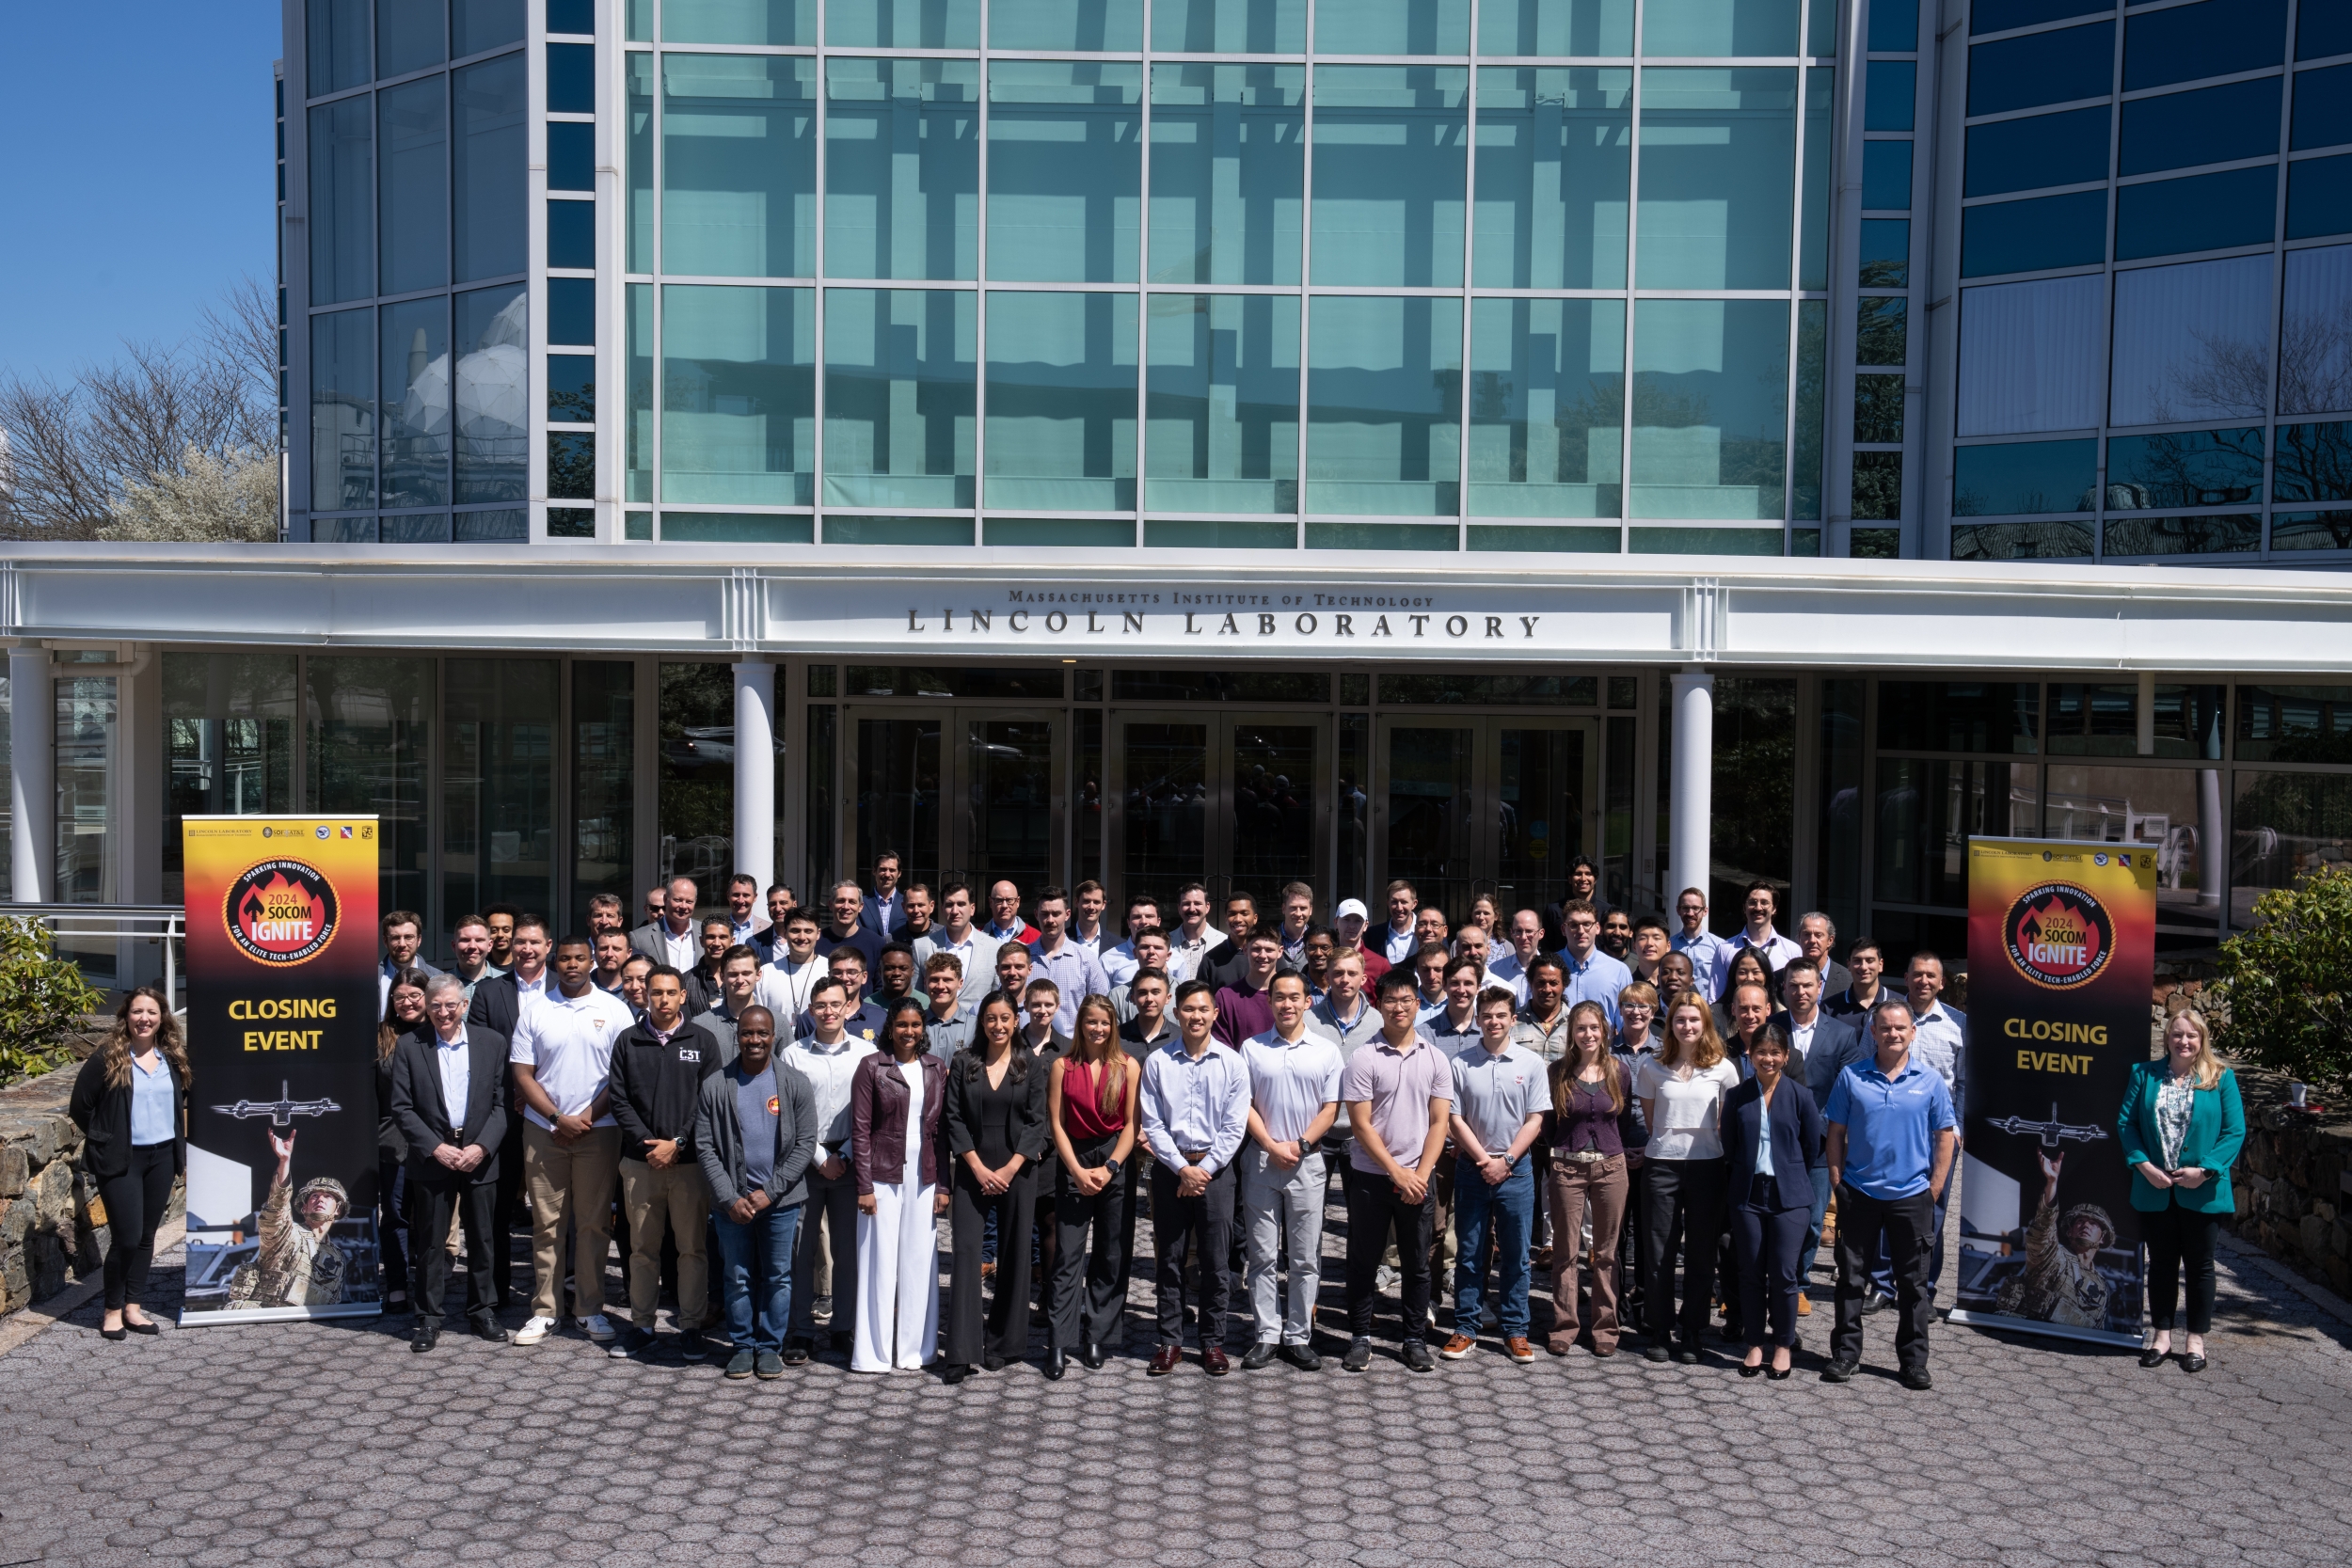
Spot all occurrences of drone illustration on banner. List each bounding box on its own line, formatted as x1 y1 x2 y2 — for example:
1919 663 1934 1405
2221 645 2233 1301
1986 1101 2110 1150
211 1080 342 1129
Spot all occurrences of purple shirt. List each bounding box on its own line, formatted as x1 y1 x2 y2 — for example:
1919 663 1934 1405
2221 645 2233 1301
1340 1035 1454 1176
1213 979 1276 1050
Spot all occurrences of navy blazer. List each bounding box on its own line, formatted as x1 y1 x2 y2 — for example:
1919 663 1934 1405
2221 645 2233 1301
1721 1074 1825 1212
389 1025 512 1186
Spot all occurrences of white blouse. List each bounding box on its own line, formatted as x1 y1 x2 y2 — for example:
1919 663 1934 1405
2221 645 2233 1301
1632 1056 1743 1162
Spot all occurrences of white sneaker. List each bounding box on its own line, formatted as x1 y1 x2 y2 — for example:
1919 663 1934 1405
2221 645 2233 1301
1426 1304 1438 1328
512 1315 556 1346
578 1313 616 1342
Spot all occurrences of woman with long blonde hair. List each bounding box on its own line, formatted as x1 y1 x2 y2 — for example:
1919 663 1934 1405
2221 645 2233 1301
1042 994 1139 1376
1546 1001 1640 1357
2119 1007 2245 1371
68 987 189 1340
1631 990 1741 1363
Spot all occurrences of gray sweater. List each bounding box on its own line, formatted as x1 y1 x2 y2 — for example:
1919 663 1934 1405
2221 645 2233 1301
695 1059 819 1211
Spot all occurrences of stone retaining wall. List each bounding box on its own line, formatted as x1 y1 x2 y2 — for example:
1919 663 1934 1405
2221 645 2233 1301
2229 1066 2352 1297
0 1063 101 1315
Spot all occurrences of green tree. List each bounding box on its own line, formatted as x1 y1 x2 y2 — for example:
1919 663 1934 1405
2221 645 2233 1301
0 918 107 1086
2212 864 2352 1094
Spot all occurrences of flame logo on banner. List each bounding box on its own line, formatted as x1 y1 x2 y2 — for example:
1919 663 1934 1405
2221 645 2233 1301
224 858 342 967
2004 883 2113 990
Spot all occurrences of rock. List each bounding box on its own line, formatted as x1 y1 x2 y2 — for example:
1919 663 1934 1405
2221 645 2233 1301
0 1143 25 1198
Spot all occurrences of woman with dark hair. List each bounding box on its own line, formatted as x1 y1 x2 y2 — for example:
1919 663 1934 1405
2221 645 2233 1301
1043 995 1139 1376
850 997 949 1373
375 968 430 1312
1722 1022 1824 1379
1712 947 1776 1044
941 990 1048 1383
68 987 189 1340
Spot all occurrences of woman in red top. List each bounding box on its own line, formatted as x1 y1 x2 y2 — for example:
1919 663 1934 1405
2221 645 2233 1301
1043 995 1139 1377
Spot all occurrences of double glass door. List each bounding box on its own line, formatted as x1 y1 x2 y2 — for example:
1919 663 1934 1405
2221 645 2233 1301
848 708 1064 895
1108 712 1327 911
1375 718 1599 918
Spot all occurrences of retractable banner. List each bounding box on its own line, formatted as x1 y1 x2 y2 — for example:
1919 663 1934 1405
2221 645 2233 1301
178 816 383 1323
1948 837 2155 1347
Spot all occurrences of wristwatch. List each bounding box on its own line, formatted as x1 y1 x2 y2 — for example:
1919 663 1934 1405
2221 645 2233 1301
1101 1156 1122 1179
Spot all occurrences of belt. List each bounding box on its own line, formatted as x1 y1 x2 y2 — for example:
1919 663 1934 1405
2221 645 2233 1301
1181 1149 1210 1164
1554 1148 1612 1164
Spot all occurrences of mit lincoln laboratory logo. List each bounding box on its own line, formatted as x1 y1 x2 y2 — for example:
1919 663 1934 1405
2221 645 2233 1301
2004 882 2114 991
225 858 342 967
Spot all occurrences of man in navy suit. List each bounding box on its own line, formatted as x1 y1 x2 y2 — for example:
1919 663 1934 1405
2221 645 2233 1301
391 974 515 1350
862 851 907 939
1775 958 1863 1323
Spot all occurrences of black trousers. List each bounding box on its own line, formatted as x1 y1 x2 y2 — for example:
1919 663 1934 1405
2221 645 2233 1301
1730 1189 1810 1350
1833 1183 1935 1370
1046 1136 1128 1352
1152 1158 1235 1346
410 1175 501 1322
1639 1157 1726 1344
1342 1163 1434 1340
947 1164 1036 1366
492 1113 527 1300
2143 1197 2220 1335
376 1150 409 1300
791 1163 859 1341
99 1143 177 1311
1113 1152 1145 1337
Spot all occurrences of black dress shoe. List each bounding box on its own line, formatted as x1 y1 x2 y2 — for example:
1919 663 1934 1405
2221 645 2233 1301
1279 1343 1322 1371
1766 1365 1792 1382
1671 1345 1701 1365
1042 1350 1068 1380
101 1325 127 1342
1148 1344 1184 1376
1899 1365 1933 1390
1402 1338 1434 1372
2181 1353 2208 1373
469 1316 510 1343
1739 1361 1762 1378
2139 1347 2170 1368
1642 1339 1671 1363
781 1339 811 1366
1820 1358 1858 1384
410 1321 441 1353
982 1352 1008 1372
942 1363 972 1384
123 1319 161 1336
1342 1337 1373 1372
1080 1341 1107 1370
1241 1342 1278 1370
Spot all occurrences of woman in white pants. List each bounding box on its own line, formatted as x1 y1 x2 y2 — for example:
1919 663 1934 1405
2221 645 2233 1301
850 999 948 1371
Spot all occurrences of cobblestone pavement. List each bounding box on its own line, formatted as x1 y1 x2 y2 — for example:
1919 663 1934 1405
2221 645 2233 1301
4 1203 2350 1568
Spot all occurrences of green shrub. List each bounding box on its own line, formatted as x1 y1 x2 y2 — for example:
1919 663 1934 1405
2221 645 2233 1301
0 917 107 1086
2212 865 2352 1095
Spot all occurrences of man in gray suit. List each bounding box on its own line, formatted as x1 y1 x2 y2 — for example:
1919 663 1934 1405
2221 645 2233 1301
1776 957 1862 1322
631 877 701 970
390 974 515 1350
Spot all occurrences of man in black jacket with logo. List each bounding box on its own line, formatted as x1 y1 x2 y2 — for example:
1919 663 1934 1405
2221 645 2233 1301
390 974 513 1351
607 966 723 1360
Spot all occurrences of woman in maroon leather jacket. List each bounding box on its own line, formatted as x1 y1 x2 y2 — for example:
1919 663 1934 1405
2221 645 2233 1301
849 997 949 1372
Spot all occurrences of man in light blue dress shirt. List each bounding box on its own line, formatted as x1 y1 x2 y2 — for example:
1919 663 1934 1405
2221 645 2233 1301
1670 888 1735 1001
1138 979 1252 1376
1557 900 1634 1030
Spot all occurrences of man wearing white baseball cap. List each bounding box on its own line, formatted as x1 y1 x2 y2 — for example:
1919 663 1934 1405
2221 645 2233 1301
1329 898 1392 988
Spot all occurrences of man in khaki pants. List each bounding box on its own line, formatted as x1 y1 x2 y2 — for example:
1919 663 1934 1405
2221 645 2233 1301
510 935 636 1346
607 967 722 1360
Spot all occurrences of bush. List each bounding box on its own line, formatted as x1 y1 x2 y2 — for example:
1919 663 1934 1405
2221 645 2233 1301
2212 865 2352 1094
0 917 107 1086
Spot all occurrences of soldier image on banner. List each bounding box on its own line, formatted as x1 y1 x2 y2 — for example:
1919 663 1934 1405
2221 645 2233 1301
224 1129 357 1309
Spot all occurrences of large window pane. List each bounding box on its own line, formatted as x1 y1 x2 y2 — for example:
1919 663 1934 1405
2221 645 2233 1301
984 291 1139 510
824 287 977 507
2106 426 2265 509
2233 770 2352 929
1642 0 1800 55
1469 296 1623 518
307 657 433 924
2109 255 2273 426
660 663 735 887
379 0 446 76
378 77 448 295
2272 421 2352 503
1146 292 1301 515
1951 437 2096 514
1799 66 1833 289
1877 680 2041 754
2237 684 2352 763
662 284 816 504
309 0 371 95
380 296 450 509
1311 66 1468 288
1306 294 1463 517
1153 0 1307 51
1149 64 1304 287
1957 274 2104 436
2121 77 2281 177
1711 678 1796 925
55 678 118 909
1628 298 1787 520
991 0 1142 48
442 659 556 935
453 52 527 281
161 654 299 907
628 54 654 272
1792 298 1826 517
454 284 528 502
663 55 816 278
310 307 375 513
2115 166 2279 261
453 0 526 55
1966 106 2109 198
1961 189 2108 277
1479 0 1632 54
1312 0 1469 54
1967 23 2115 118
1473 68 1629 290
2280 244 2352 417
825 58 980 281
987 61 1142 283
572 661 637 928
1872 758 2036 911
309 97 373 306
665 0 815 42
2123 0 2287 93
1635 68 1795 291
829 0 979 44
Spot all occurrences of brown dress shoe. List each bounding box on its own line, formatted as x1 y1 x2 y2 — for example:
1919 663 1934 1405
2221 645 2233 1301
1148 1344 1184 1376
1438 1333 1477 1359
1504 1337 1536 1364
1797 1292 1812 1317
1546 1336 1573 1356
1201 1344 1231 1376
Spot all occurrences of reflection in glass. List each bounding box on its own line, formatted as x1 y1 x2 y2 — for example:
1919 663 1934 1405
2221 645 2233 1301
1860 219 1909 286
1479 0 1632 55
1146 293 1300 515
379 78 448 295
2238 685 2352 763
825 58 980 280
453 0 526 55
54 678 119 910
1311 66 1468 288
1951 438 2095 515
454 52 527 282
968 720 1057 895
1949 520 2095 559
1472 68 1629 290
1873 758 2034 909
985 291 1138 511
662 284 817 505
991 0 1143 49
1800 66 1834 290
628 285 653 501
2109 255 2273 426
1468 296 1624 518
162 654 298 906
1643 0 1800 55
1636 68 1796 291
1314 0 1469 53
1124 722 1207 887
1629 298 1788 520
2274 421 2352 503
1149 65 1304 286
628 55 653 272
572 661 636 927
1232 724 1318 899
309 0 371 96
1497 727 1584 917
454 285 529 502
2233 769 2352 927
1307 294 1463 517
988 61 1142 282
379 0 445 76
666 0 815 41
857 717 944 891
1153 0 1307 51
829 0 979 45
2279 244 2352 417
663 55 817 279
660 662 734 889
2103 515 2262 555
1793 299 1826 519
308 657 434 920
442 659 556 929
1387 727 1475 918
310 98 373 306
824 287 977 508
311 308 375 515
2105 427 2265 509
1856 295 1905 367
1878 681 2041 755
380 297 451 509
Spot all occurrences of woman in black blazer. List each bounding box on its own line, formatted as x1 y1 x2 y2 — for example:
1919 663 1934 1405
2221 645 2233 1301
68 987 188 1341
940 990 1049 1384
375 968 430 1312
1721 1021 1824 1379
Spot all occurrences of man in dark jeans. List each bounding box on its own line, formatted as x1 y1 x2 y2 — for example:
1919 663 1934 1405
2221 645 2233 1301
1821 997 1958 1391
1337 969 1453 1374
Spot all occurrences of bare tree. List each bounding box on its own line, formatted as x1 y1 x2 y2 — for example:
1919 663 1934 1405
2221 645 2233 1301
0 277 280 541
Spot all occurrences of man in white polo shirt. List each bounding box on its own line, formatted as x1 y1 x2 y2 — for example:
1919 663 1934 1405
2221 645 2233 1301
509 932 637 1346
1237 972 1344 1371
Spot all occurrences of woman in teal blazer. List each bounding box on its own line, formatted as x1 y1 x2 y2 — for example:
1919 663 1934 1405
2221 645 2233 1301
2116 1009 2245 1373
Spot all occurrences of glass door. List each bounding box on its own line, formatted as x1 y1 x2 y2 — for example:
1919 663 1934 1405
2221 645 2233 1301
1106 713 1328 911
963 715 1062 896
1376 718 1599 919
1379 724 1478 917
1494 724 1590 917
1111 716 1211 899
849 709 946 891
1226 718 1325 911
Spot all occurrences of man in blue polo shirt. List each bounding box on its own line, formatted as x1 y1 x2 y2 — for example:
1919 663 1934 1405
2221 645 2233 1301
1821 996 1956 1391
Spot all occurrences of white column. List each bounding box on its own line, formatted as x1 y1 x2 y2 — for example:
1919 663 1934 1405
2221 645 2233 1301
8 644 51 903
1669 671 1714 910
2198 768 2227 913
733 658 777 894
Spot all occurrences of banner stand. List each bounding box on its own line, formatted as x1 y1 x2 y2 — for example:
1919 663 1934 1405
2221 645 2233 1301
1950 836 2157 1351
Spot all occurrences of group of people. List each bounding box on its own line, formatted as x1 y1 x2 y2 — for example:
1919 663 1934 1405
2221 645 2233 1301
69 859 2242 1387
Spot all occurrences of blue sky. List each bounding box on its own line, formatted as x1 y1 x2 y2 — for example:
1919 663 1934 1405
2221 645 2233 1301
1 4 280 384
